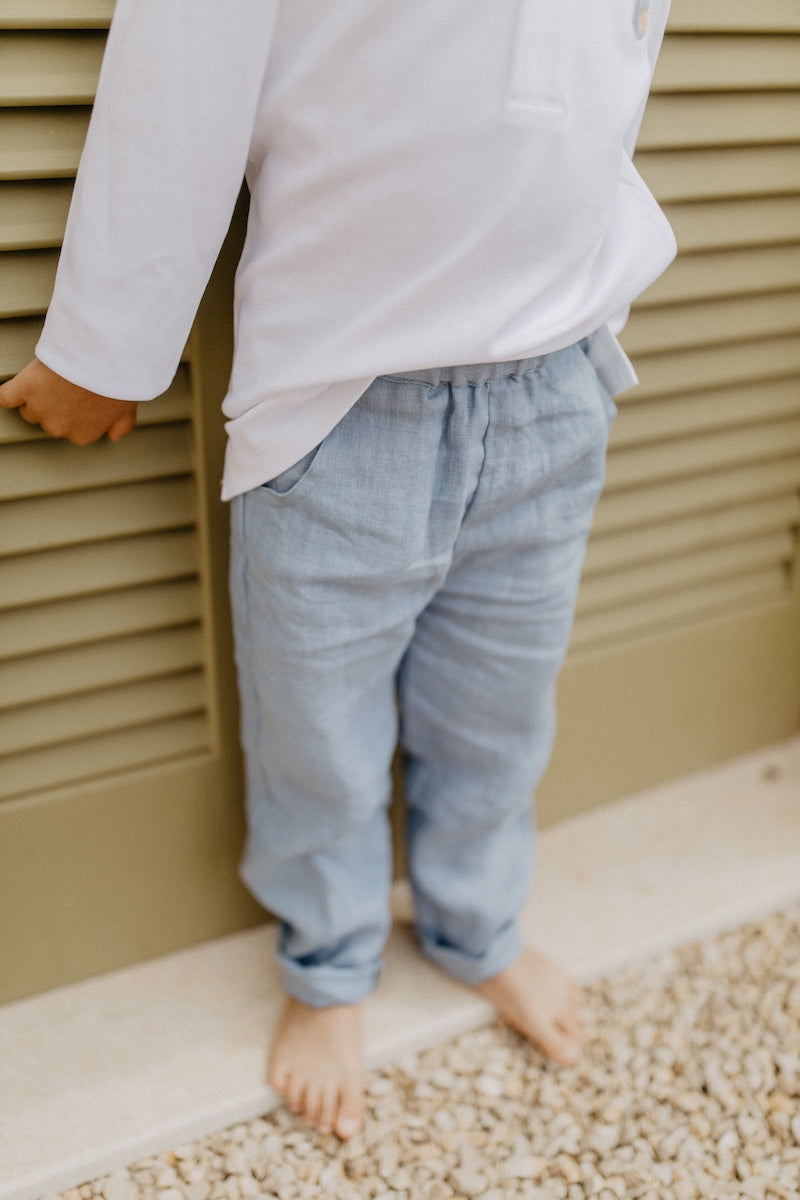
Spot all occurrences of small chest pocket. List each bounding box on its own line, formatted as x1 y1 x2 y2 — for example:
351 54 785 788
505 0 567 122
505 0 653 125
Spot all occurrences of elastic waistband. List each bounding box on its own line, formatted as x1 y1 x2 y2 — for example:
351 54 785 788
380 355 547 388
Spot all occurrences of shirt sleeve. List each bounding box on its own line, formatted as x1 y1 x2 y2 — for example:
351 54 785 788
36 0 279 400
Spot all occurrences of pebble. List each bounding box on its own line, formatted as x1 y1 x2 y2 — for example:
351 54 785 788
454 1103 478 1131
433 1108 456 1133
184 1184 211 1200
474 1074 503 1097
786 982 800 1019
587 1122 620 1155
155 1167 180 1188
498 1154 547 1180
555 1155 582 1185
100 1171 137 1200
448 1167 489 1195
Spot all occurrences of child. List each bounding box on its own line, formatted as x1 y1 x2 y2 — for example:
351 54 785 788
0 0 676 1140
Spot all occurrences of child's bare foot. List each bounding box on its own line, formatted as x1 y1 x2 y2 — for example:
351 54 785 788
268 998 365 1139
475 947 582 1066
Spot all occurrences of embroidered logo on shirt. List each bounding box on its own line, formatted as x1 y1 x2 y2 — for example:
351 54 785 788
634 0 650 37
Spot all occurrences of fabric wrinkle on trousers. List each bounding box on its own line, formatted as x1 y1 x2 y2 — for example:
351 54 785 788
229 341 616 1008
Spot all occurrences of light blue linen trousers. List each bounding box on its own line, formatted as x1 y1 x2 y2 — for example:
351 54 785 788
229 342 615 1007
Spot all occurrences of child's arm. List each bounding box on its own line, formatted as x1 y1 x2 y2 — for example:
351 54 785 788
29 0 279 409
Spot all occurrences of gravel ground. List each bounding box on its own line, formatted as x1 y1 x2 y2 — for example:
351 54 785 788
53 903 800 1200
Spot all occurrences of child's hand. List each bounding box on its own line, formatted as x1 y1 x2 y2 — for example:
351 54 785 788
0 359 138 445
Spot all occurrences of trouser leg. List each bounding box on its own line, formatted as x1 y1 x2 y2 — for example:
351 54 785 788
398 343 614 983
228 373 483 1006
230 491 399 1006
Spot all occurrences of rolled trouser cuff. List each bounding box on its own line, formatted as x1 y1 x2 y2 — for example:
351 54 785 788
278 943 383 1008
416 916 524 988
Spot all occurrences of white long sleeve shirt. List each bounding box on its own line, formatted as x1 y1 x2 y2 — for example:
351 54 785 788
36 0 676 499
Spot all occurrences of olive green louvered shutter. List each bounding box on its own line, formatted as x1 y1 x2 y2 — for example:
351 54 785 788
0 2 260 1003
539 0 800 821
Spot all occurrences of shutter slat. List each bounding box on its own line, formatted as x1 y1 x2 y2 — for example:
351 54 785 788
2 581 203 661
0 478 196 557
0 110 90 180
595 456 800 535
0 33 105 106
626 337 800 402
0 1 113 29
578 532 795 615
638 245 800 306
668 0 800 35
665 197 800 253
636 147 800 203
0 316 43 377
0 422 194 498
0 671 206 758
613 377 800 448
0 530 199 610
585 496 800 577
0 180 73 250
0 714 208 803
572 570 787 653
0 626 204 710
606 420 800 492
654 35 800 92
622 292 800 355
0 249 59 317
639 93 800 149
